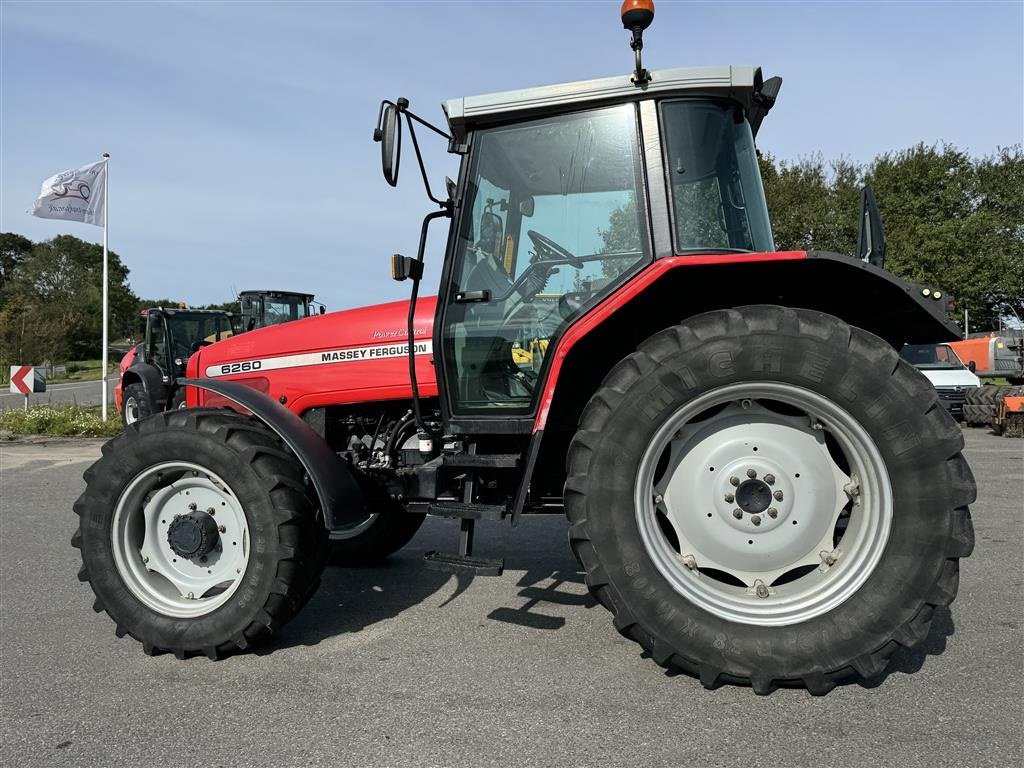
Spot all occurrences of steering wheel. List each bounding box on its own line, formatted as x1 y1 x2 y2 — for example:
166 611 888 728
527 230 585 269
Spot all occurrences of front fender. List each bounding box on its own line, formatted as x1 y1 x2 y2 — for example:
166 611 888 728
125 363 169 404
179 378 368 529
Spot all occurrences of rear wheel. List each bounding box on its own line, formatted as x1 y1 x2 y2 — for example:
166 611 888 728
565 306 975 693
121 383 152 425
73 408 328 658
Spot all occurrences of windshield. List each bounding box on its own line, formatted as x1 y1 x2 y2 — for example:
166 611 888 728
661 100 773 253
444 103 648 414
262 296 309 325
900 343 967 369
167 313 232 357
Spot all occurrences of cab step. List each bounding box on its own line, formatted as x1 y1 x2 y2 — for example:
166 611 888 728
423 551 504 576
428 501 508 521
442 453 520 468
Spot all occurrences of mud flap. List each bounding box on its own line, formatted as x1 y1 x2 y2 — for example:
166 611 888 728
178 378 368 529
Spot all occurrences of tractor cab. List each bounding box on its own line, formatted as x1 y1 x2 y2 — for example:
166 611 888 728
238 290 321 332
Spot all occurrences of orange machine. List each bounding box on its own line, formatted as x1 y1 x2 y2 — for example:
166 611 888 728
950 334 1024 383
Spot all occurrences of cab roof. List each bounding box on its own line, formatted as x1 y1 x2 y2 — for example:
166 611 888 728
239 290 314 300
443 65 767 140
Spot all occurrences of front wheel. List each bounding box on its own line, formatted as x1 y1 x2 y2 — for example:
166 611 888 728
121 383 152 425
565 306 975 693
73 408 328 658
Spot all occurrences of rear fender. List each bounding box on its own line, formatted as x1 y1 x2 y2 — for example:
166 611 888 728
179 378 369 529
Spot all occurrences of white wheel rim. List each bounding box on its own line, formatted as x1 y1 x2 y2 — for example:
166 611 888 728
111 461 250 618
124 396 140 424
635 382 892 626
329 513 379 540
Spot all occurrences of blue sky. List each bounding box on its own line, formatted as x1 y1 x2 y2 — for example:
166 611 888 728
2 0 1021 310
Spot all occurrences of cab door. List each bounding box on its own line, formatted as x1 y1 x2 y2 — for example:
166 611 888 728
439 103 652 419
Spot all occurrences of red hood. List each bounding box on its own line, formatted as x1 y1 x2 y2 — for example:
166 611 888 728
188 297 438 414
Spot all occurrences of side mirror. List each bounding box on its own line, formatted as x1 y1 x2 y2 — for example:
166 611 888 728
377 103 401 187
856 185 887 269
968 361 977 373
319 305 326 315
519 197 535 217
477 212 504 260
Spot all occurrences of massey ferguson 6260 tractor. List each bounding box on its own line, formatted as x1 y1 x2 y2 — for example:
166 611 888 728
74 2 975 694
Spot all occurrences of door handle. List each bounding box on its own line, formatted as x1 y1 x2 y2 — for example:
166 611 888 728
454 290 491 303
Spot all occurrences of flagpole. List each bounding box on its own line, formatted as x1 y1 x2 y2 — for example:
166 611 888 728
101 153 110 421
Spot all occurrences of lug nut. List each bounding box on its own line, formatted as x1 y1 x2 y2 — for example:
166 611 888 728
724 493 735 503
733 509 743 519
207 507 216 516
188 503 197 511
746 469 757 479
730 476 740 487
767 507 778 519
751 515 762 526
773 490 784 501
764 474 776 485
218 525 226 533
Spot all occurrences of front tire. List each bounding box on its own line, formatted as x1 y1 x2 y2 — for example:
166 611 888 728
329 489 425 566
565 306 975 693
121 383 152 425
72 408 328 658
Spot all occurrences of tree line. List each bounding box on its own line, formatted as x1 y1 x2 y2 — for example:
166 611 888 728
2 141 1021 371
0 233 233 374
758 143 1022 330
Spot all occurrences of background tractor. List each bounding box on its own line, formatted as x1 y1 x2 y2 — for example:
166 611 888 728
116 307 233 425
76 1 975 694
237 289 323 332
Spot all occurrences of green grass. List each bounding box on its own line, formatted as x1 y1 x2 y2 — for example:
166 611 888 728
0 405 123 438
44 359 119 385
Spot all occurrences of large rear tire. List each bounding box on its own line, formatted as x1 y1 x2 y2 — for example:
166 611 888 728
565 306 975 694
73 408 328 658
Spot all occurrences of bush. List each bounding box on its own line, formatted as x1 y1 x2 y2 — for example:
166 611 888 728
0 405 123 438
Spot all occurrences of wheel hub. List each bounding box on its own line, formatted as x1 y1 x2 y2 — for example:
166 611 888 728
735 478 771 514
167 511 220 559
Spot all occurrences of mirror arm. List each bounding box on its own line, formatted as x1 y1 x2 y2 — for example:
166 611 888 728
403 108 452 142
401 112 446 205
406 207 452 439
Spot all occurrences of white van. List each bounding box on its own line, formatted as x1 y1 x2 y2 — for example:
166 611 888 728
900 343 981 419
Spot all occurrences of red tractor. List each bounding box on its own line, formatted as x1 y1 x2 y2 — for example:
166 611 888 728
116 307 234 425
74 2 974 694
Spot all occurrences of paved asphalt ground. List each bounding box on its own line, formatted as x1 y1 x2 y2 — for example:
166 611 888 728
1 430 1021 768
0 375 118 410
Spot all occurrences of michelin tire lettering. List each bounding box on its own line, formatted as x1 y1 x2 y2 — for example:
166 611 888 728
205 341 432 378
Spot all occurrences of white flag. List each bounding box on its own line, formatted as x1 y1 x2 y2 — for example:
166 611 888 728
30 159 107 226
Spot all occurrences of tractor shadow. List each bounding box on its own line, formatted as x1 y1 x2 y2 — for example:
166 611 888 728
263 515 591 651
856 606 956 689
